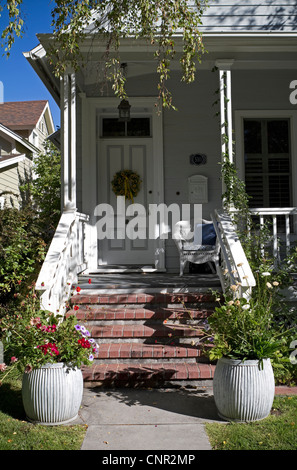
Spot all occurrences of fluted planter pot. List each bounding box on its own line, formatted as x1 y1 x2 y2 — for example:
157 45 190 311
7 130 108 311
213 357 275 422
22 363 83 425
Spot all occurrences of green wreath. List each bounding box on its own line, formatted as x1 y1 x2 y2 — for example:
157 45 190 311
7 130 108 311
111 169 142 203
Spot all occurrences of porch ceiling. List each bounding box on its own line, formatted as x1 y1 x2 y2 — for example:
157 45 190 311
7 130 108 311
24 32 297 104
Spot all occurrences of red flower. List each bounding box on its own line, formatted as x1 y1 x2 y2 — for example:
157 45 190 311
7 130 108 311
78 337 91 349
76 286 81 293
74 305 79 311
37 343 59 356
88 279 92 284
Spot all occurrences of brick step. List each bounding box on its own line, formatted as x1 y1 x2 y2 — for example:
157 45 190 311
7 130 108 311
71 291 216 306
87 323 204 341
82 362 216 387
95 342 204 361
72 284 217 388
68 305 212 322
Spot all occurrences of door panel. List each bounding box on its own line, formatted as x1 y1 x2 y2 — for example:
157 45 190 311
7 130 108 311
98 138 155 265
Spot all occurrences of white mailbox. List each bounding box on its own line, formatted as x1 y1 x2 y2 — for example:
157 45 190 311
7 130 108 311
188 175 208 204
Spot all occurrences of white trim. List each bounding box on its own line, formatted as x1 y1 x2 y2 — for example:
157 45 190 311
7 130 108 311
234 110 297 209
0 154 26 169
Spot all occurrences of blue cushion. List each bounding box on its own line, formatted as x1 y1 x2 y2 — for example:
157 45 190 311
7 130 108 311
195 223 216 246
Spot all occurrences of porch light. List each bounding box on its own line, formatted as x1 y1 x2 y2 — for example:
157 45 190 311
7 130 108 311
118 99 131 122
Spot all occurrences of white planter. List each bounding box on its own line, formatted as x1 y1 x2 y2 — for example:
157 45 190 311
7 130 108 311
22 363 83 425
213 357 275 422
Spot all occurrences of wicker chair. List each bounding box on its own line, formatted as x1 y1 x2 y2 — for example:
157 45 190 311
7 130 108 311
173 219 220 276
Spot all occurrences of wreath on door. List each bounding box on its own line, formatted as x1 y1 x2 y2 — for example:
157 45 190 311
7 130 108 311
111 169 142 203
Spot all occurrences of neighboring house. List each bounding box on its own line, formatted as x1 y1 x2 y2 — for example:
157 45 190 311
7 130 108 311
0 100 55 207
0 123 38 208
23 0 297 312
0 100 55 153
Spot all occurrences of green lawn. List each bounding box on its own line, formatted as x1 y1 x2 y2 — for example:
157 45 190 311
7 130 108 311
205 395 297 450
0 375 87 450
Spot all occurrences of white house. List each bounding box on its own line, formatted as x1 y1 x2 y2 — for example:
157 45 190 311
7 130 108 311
24 0 297 313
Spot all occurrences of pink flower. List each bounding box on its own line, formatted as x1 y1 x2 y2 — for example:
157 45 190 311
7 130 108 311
10 357 18 363
0 363 7 372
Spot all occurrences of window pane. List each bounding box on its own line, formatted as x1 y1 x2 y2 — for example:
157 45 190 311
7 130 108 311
244 120 262 154
102 119 125 137
269 175 291 206
268 157 290 173
127 118 150 137
267 120 289 153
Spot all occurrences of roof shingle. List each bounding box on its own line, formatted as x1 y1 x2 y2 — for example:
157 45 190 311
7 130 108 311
0 100 48 129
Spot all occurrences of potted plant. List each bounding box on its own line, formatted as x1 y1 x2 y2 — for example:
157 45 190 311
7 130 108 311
0 289 98 425
205 272 296 422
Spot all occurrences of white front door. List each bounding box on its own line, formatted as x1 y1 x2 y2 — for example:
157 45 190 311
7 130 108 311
98 138 156 266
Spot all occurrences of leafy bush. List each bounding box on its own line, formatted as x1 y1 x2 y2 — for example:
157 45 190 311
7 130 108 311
0 207 46 303
30 141 61 244
0 142 61 306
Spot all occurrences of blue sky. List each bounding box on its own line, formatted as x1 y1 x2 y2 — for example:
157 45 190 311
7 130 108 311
0 0 60 128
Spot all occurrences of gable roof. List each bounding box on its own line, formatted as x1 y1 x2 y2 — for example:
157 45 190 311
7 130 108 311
0 100 48 130
0 122 39 154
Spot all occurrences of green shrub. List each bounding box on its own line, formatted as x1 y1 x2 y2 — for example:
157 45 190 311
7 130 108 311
0 206 46 304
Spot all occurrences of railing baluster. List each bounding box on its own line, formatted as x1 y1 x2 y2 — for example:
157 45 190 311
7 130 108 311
250 208 297 262
286 214 290 256
273 215 278 262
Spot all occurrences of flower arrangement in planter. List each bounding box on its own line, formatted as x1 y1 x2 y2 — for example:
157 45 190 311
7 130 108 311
0 289 99 425
203 271 297 422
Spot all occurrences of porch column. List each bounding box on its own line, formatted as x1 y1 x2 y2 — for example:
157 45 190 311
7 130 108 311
61 71 77 211
215 60 234 164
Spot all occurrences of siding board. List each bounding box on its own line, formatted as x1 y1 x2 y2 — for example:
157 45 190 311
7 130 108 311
200 0 297 31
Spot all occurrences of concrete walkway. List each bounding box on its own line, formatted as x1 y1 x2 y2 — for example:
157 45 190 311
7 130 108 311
72 386 223 451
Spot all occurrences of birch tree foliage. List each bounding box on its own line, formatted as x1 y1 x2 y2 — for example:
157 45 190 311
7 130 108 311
0 0 208 109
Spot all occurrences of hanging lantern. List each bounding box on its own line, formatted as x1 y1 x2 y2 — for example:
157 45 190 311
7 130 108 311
118 99 131 122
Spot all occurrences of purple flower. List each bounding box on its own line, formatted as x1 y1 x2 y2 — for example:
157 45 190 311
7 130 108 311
88 354 94 361
74 325 81 331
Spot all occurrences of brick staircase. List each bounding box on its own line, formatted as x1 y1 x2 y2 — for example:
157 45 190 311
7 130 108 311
68 274 219 389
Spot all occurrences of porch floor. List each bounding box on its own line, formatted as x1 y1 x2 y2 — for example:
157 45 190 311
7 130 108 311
78 271 221 293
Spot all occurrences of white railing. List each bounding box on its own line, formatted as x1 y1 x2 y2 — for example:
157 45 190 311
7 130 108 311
249 208 297 261
212 209 256 299
36 210 90 315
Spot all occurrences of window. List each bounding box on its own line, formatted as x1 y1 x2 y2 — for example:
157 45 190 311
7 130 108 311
244 118 291 208
102 117 151 138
